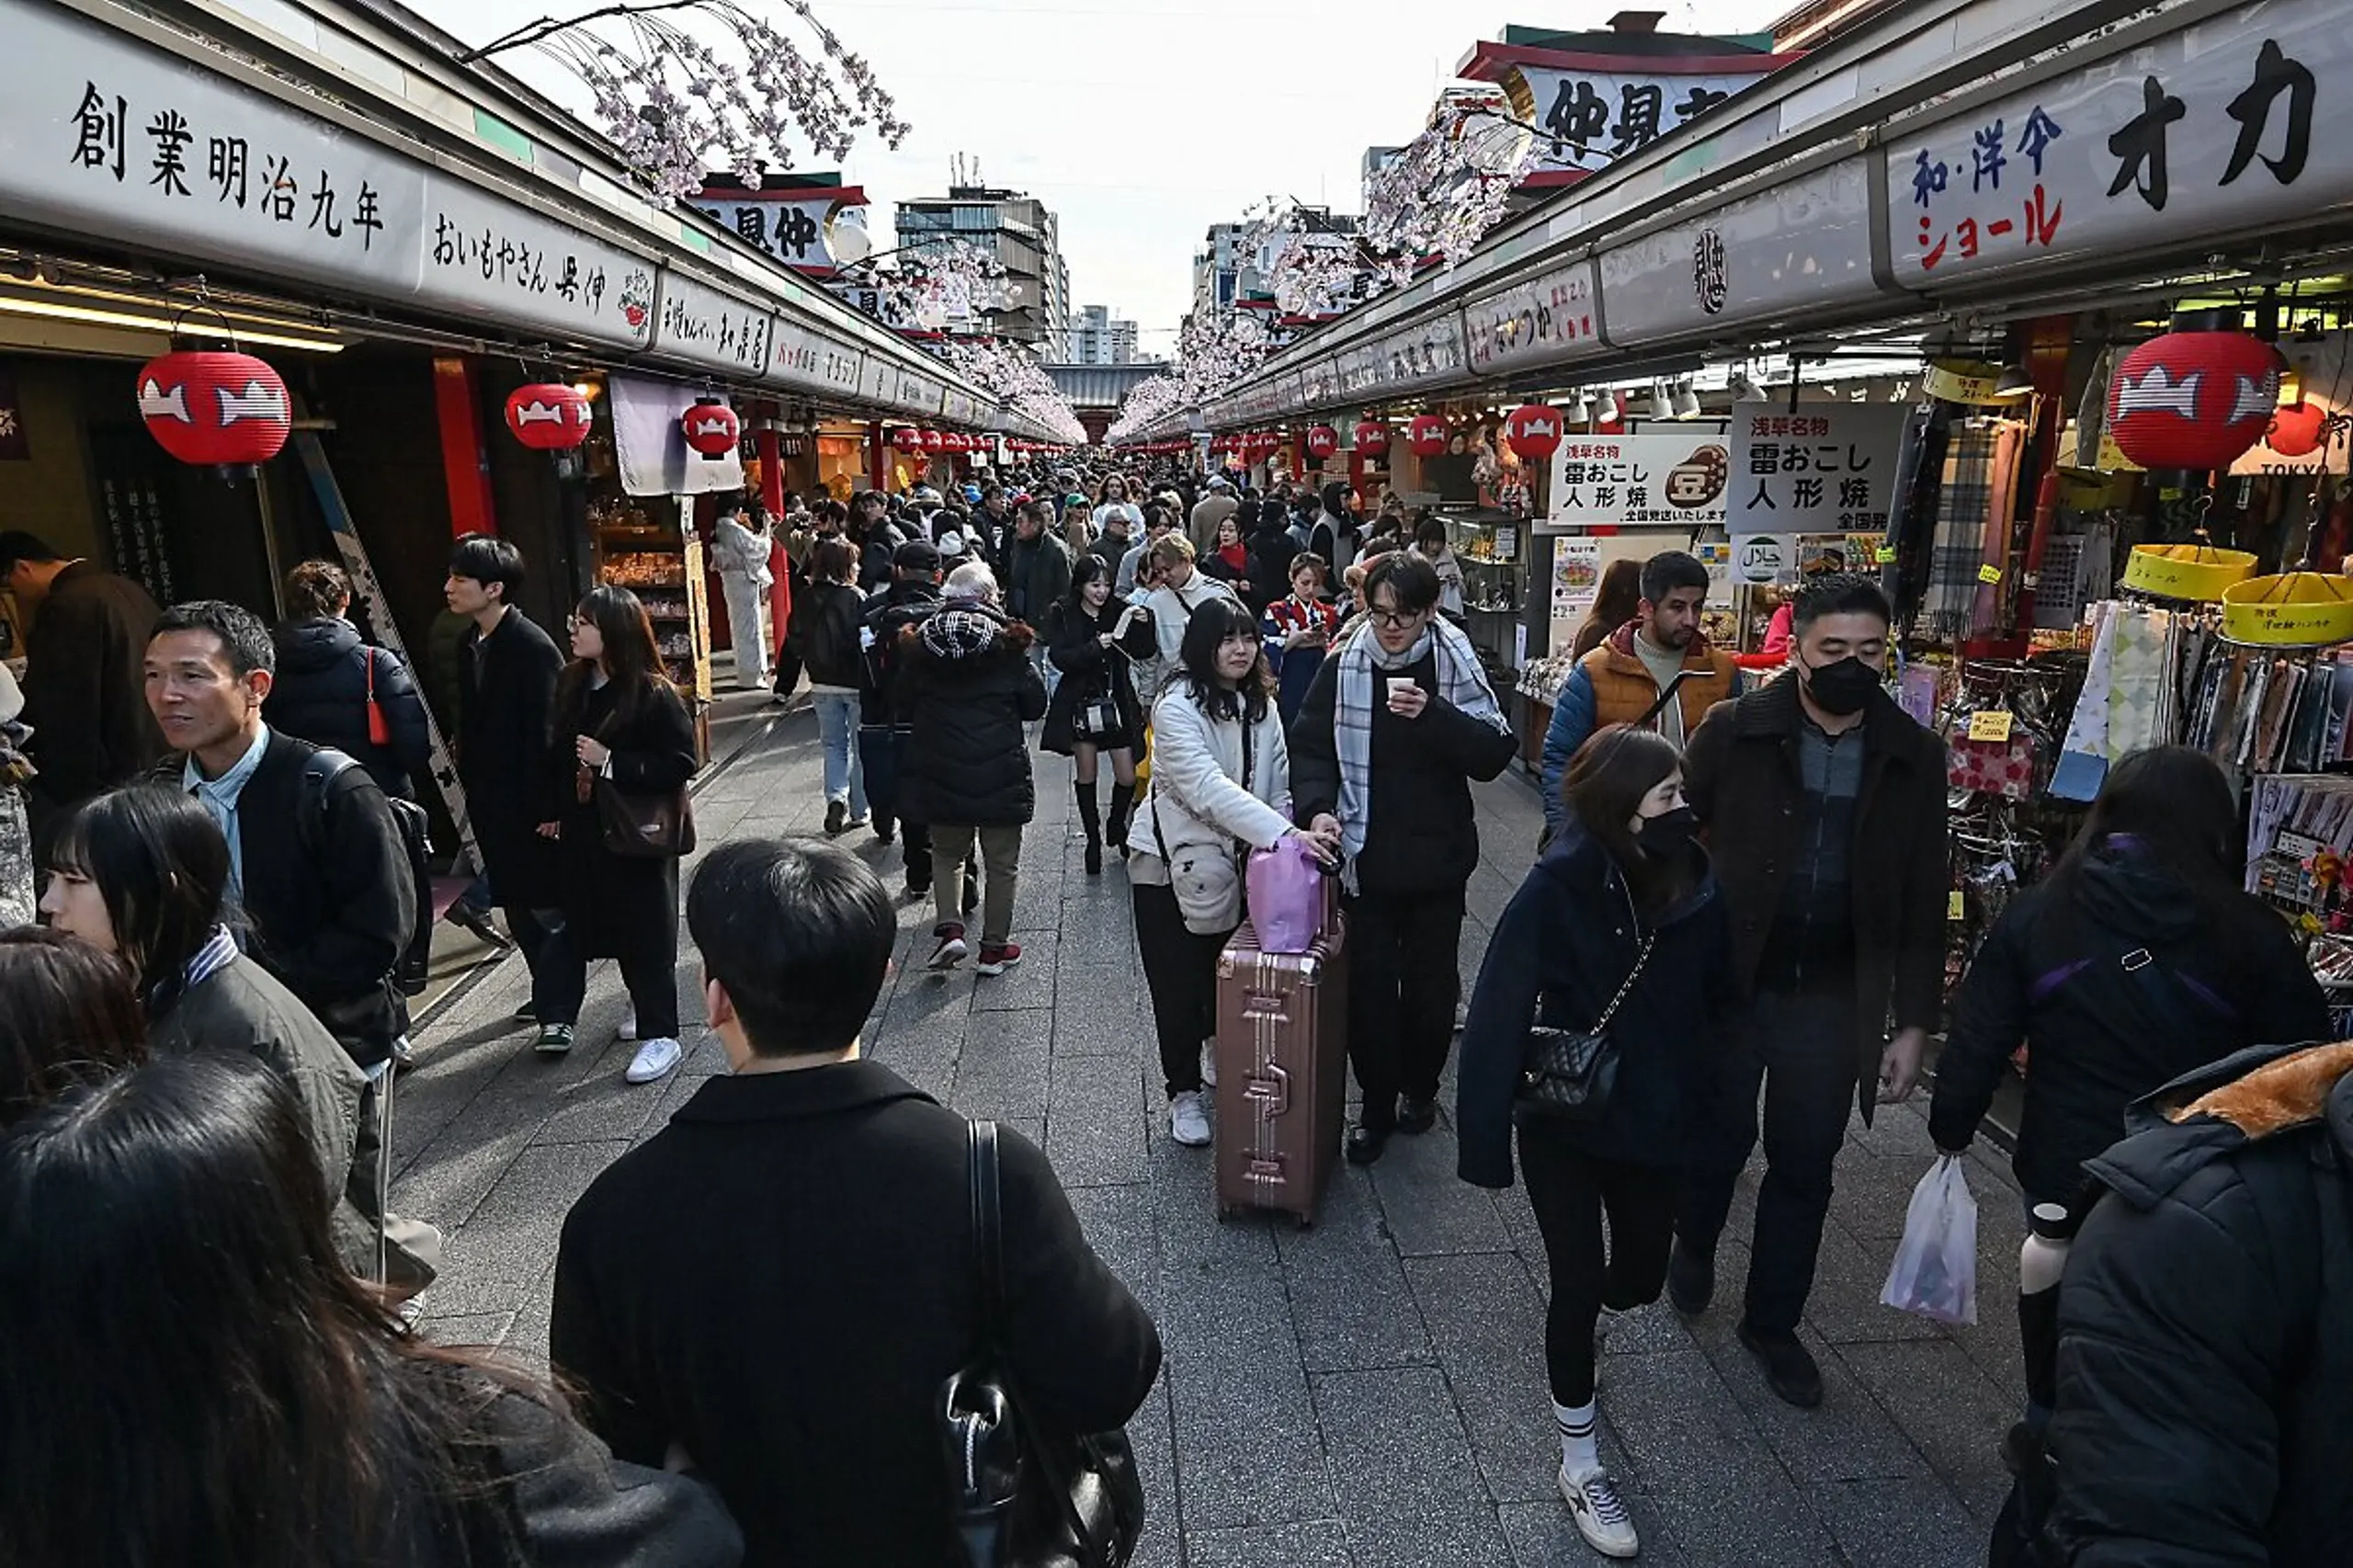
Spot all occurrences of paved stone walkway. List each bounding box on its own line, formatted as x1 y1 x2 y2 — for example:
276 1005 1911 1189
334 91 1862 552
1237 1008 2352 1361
395 713 2024 1567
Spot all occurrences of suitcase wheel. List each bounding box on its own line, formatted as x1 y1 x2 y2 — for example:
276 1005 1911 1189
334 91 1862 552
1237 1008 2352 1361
1216 1205 1240 1223
1293 1213 1314 1232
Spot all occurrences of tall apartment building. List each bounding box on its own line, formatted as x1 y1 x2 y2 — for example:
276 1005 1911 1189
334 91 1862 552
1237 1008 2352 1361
1068 304 1139 365
893 184 1071 348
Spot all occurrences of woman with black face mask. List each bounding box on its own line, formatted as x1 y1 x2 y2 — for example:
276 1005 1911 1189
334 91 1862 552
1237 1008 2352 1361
1453 724 1733 1561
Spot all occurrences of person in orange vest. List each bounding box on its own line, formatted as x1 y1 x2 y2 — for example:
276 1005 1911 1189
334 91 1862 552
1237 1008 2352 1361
1538 551 1740 844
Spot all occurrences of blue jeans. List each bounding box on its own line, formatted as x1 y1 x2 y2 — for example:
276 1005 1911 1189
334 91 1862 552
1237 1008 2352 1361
813 692 868 818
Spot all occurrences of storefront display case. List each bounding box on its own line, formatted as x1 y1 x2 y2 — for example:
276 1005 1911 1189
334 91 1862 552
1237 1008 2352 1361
590 489 713 763
1444 507 1525 687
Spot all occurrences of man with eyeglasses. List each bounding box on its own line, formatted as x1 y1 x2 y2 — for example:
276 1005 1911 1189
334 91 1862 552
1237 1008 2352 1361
1289 552 1517 1165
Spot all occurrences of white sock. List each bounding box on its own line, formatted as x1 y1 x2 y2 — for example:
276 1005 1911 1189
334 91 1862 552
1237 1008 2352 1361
1554 1399 1599 1476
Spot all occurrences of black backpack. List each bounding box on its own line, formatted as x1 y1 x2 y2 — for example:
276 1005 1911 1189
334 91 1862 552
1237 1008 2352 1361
299 748 434 996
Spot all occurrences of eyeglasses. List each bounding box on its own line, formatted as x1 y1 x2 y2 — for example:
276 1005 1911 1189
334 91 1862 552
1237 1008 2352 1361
1366 608 1425 631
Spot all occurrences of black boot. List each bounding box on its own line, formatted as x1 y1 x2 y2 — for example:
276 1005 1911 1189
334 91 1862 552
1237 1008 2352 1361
1107 782 1135 856
1074 780 1104 875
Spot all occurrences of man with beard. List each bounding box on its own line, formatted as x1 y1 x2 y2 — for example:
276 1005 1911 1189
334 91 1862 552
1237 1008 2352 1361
1538 550 1739 845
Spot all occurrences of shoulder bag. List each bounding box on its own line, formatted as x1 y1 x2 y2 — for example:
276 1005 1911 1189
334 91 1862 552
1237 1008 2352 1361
941 1121 1145 1568
588 689 696 859
1516 932 1655 1124
1148 708 1255 936
361 648 393 747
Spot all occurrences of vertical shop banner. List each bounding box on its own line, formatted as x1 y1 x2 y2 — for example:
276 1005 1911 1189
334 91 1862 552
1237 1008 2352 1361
1885 0 2353 287
1550 537 1603 619
1547 432 1731 531
1727 405 1907 538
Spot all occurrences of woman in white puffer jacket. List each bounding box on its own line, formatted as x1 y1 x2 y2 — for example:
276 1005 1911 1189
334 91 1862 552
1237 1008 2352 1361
1128 594 1339 1148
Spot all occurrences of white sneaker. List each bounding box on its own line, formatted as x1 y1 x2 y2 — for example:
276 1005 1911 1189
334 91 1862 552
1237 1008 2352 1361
619 1006 639 1042
1169 1091 1212 1148
1199 1040 1218 1088
1559 1465 1639 1559
625 1036 684 1085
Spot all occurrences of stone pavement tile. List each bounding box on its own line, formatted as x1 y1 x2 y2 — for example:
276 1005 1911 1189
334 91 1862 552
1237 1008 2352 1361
1367 1126 1513 1257
444 1140 629 1286
1834 1339 2018 1525
1185 1519 1354 1567
972 927 1059 1011
1502 1495 1691 1567
951 1009 1051 1120
392 1125 535 1236
1161 1256 1336 1529
1277 1168 1433 1374
1065 1180 1160 1318
1699 1322 1928 1484
1644 1482 1842 1568
1047 1054 1151 1190
1311 1367 1502 1559
1805 1221 1946 1346
1809 1475 1984 1568
1149 1122 1279 1272
1051 994 1150 1060
1124 1380 1181 1568
1831 1140 1953 1245
421 1310 517 1348
1406 1252 1557 1504
1587 1338 1787 1501
531 1061 692 1146
506 1282 555 1365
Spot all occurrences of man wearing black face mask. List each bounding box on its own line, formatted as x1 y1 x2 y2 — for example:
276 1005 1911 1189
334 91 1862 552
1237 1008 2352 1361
1671 574 1948 1409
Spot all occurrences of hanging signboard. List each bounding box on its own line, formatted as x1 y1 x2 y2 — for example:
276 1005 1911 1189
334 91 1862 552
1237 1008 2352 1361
649 272 773 379
1547 432 1732 531
691 184 866 273
1885 0 2353 288
1735 533 1790 584
1511 66 1776 180
1465 258 1605 376
765 315 863 400
1725 405 1909 538
418 177 655 349
1597 160 1881 348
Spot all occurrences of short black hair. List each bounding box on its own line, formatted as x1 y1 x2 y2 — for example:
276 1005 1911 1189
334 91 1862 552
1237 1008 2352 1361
687 838 895 1056
1413 516 1448 551
152 600 274 677
1320 481 1350 516
1791 572 1893 633
1639 550 1711 607
1017 499 1052 528
447 533 525 598
0 531 61 575
1361 552 1440 615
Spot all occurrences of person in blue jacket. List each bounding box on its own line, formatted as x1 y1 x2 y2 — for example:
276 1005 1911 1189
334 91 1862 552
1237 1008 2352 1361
1456 723 1733 1561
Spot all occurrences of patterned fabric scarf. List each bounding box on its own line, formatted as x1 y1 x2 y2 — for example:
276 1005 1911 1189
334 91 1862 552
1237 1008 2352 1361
1333 615 1508 891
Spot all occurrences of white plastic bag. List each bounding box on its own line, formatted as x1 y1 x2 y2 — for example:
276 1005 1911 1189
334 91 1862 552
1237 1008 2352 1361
1880 1153 1979 1325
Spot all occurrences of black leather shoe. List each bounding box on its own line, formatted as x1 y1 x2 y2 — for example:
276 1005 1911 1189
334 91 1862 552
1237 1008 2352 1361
1396 1096 1438 1135
1738 1324 1824 1409
1666 1239 1715 1316
1345 1123 1392 1165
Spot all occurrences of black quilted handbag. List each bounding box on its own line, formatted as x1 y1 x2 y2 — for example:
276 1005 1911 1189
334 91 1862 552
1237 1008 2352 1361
940 1121 1145 1568
1516 934 1654 1124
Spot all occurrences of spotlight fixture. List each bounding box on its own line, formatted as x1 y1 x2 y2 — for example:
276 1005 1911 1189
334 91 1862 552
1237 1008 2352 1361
1673 383 1703 420
1594 389 1621 425
1729 369 1764 403
1566 392 1593 425
1648 384 1677 421
1990 363 2035 400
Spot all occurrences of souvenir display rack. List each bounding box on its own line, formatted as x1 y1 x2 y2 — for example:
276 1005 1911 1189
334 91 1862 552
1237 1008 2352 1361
590 492 714 762
1443 507 1525 688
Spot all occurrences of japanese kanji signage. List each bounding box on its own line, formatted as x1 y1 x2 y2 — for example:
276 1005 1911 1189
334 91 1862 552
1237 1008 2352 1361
1546 433 1731 532
649 272 774 379
691 188 862 272
1726 405 1907 539
1466 260 1604 375
420 180 654 349
1885 0 2351 285
767 316 865 400
1517 67 1772 178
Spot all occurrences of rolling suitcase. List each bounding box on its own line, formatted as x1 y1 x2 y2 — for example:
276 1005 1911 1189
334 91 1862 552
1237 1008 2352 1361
1212 910 1347 1226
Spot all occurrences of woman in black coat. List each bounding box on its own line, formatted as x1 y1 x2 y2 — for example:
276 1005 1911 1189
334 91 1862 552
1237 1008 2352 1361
1455 725 1731 1562
894 593 1046 974
536 586 697 1084
1040 554 1141 875
264 561 430 799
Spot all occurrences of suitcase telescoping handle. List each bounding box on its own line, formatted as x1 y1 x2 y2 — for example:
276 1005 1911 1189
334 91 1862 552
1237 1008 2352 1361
1242 1061 1291 1119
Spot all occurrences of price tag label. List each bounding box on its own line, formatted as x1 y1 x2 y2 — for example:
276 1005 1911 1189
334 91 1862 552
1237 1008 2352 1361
1977 562 2004 585
1967 710 2015 743
1949 890 1967 921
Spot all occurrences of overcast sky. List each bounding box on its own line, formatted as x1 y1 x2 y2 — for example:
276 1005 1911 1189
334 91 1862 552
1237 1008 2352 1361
418 0 1772 352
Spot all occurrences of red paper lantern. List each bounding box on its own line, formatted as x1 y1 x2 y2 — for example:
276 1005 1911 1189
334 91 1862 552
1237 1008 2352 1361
2107 332 2281 471
2268 403 2328 458
1304 425 1340 460
921 429 945 453
891 426 924 452
681 398 740 459
502 382 593 451
1406 414 1449 459
1354 420 1390 453
134 350 290 466
1505 403 1564 460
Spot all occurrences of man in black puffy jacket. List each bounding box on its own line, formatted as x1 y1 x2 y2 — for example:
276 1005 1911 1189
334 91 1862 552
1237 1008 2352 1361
859 540 944 895
264 560 432 799
2046 1039 2353 1566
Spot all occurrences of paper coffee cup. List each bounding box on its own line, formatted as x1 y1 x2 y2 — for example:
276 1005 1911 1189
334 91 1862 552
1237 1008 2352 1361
1387 677 1416 701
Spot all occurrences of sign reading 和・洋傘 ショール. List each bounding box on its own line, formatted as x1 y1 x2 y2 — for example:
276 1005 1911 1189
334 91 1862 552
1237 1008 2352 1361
1726 406 1908 539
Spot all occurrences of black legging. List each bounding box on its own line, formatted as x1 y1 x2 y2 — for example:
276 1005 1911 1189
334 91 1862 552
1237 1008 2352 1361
1131 879 1229 1098
1518 1127 1679 1406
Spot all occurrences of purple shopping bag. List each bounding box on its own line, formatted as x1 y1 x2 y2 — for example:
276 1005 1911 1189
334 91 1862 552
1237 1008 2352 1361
1246 837 1328 955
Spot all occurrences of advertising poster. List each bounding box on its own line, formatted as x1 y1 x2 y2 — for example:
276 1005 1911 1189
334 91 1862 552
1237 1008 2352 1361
1726 405 1909 537
1547 432 1732 530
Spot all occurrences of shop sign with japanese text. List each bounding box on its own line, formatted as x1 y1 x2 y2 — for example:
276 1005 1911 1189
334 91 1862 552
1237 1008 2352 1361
1516 67 1773 178
892 369 944 419
419 178 654 349
1726 405 1907 539
765 316 863 399
1466 259 1604 375
650 272 773 378
1886 0 2352 286
1597 160 1879 347
691 189 860 272
1546 432 1731 531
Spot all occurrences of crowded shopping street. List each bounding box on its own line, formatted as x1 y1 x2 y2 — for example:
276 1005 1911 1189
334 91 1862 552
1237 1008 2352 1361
6 0 2353 1562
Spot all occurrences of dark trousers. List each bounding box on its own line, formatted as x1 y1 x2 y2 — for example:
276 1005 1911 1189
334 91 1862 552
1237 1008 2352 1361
537 923 682 1041
505 903 558 1011
1519 1129 1679 1406
1676 986 1859 1335
1131 880 1228 1098
1344 884 1467 1129
860 723 932 877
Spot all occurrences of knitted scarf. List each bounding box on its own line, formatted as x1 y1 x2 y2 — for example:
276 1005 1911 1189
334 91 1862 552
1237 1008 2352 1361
1333 615 1508 889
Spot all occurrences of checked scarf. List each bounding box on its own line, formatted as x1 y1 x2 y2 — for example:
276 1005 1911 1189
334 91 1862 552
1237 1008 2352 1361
1334 614 1508 891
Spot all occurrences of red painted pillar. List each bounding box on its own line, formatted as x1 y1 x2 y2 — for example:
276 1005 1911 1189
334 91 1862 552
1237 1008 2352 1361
753 426 787 517
867 420 888 493
431 356 496 536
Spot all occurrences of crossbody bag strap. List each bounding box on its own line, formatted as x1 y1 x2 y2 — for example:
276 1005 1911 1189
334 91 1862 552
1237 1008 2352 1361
1590 934 1658 1032
970 1119 1004 1343
1633 669 1691 732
